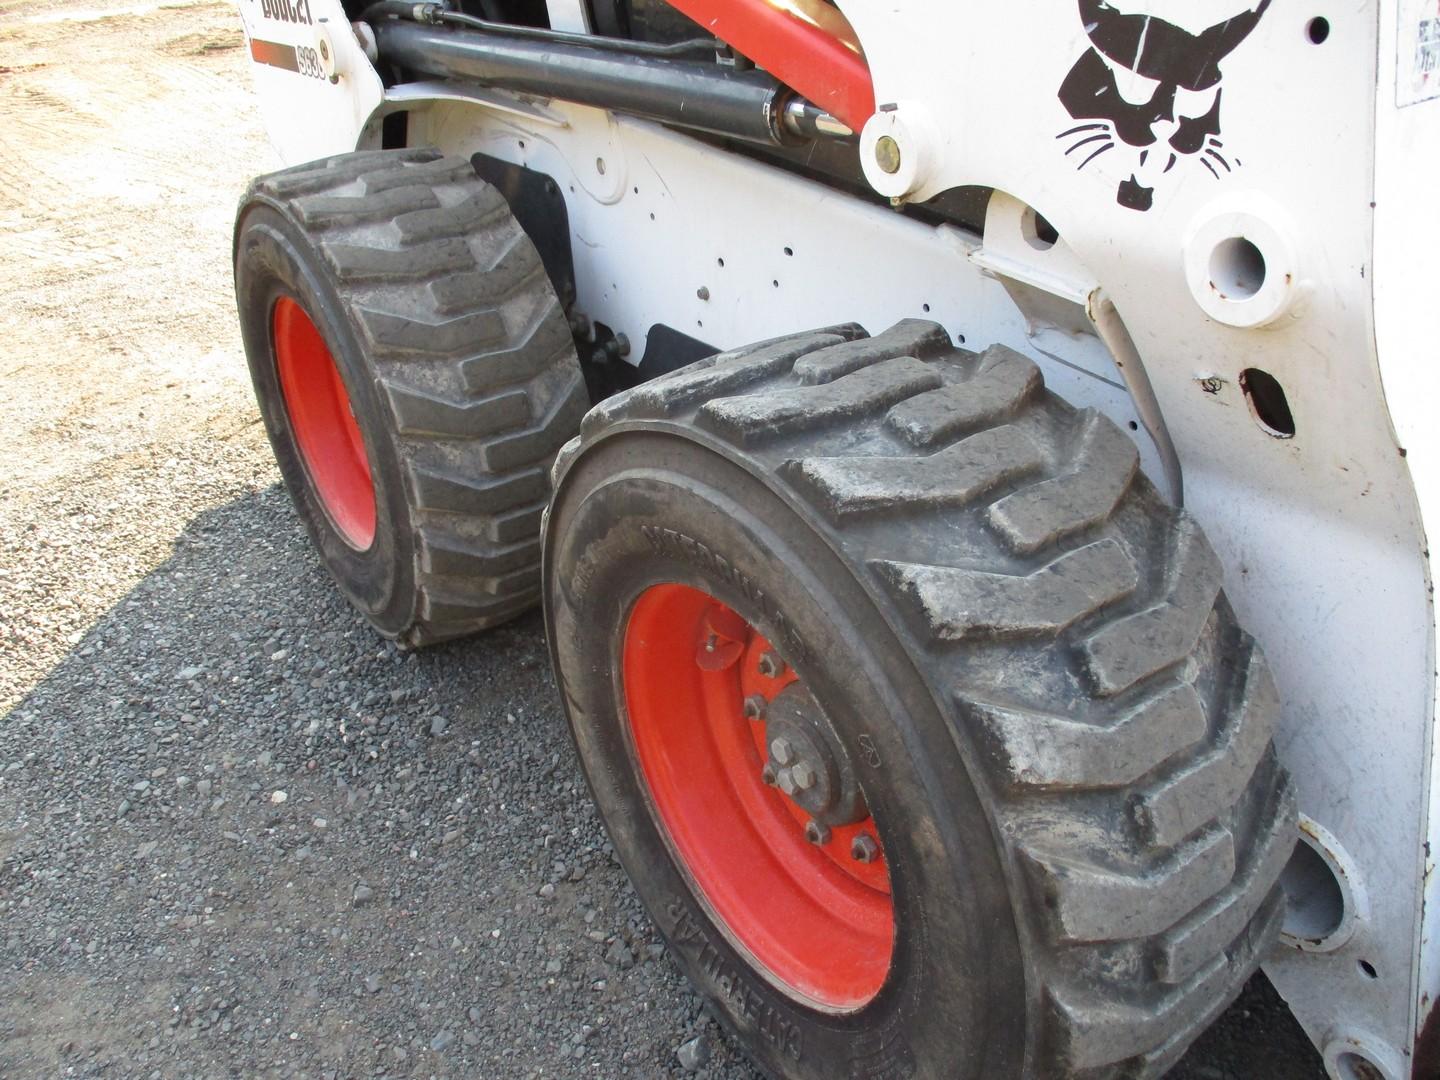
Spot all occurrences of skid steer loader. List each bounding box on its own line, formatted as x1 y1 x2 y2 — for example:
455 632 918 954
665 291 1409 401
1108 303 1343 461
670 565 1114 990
229 0 1440 1075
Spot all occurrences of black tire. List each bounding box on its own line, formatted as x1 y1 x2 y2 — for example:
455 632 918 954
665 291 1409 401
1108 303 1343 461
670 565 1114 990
543 320 1297 1078
234 148 586 644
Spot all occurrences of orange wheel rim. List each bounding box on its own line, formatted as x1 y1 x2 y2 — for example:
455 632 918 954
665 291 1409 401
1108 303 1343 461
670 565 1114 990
273 296 376 549
623 583 894 1009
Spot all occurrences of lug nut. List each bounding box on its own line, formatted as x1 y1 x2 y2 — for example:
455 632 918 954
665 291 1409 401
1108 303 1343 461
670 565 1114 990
757 651 787 679
742 694 767 721
760 762 778 786
769 736 795 766
804 820 831 846
777 767 797 795
790 761 816 791
850 833 880 863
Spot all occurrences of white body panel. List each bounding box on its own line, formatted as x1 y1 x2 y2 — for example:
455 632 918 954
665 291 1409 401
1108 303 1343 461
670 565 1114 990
234 0 383 164
1376 0 1440 1071
240 1 1440 1074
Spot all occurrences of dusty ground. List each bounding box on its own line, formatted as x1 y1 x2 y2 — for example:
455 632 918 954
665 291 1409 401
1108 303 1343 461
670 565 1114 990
0 3 1326 1077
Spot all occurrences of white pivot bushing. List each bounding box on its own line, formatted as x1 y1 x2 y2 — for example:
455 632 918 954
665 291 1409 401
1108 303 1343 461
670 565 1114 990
859 102 941 202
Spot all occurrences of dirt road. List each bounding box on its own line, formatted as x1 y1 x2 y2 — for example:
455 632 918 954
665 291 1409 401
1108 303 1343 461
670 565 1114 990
0 3 1324 1076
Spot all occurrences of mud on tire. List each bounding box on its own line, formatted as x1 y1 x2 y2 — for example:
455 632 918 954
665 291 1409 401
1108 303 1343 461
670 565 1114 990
235 148 586 644
544 319 1297 1078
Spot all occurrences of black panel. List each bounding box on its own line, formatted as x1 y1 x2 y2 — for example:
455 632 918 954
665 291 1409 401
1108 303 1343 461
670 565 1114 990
581 323 718 401
636 323 718 375
470 153 577 309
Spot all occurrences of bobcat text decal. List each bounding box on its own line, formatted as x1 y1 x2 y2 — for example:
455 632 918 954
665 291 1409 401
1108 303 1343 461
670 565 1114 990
258 0 313 25
1057 0 1270 210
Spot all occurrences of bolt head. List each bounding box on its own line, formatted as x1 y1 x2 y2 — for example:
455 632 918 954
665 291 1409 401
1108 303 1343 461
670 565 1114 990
757 651 786 679
742 694 767 721
777 768 798 796
850 833 880 863
875 135 902 175
769 736 795 766
790 761 816 791
804 820 831 846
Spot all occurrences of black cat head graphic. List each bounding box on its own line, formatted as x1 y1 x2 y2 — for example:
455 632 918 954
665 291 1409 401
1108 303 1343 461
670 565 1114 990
1058 0 1270 210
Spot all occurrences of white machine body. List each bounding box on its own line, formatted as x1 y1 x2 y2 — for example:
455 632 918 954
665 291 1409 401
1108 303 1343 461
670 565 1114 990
235 1 1440 1074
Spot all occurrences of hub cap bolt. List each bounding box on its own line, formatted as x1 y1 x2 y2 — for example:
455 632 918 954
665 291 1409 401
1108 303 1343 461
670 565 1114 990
777 767 798 796
757 651 787 679
742 694 767 721
770 736 795 766
875 135 902 175
804 820 831 846
760 762 778 786
790 761 816 791
851 833 880 863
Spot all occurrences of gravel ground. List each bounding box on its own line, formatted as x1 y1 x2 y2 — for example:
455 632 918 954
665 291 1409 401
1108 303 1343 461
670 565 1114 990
0 3 1327 1077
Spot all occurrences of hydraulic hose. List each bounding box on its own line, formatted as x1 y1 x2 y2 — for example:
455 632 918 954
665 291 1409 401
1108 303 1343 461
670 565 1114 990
359 2 717 59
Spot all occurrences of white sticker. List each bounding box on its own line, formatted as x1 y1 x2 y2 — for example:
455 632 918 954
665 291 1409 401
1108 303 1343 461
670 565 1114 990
1399 0 1440 106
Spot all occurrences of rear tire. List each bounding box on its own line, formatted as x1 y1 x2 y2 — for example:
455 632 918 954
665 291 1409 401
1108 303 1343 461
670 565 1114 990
543 321 1297 1078
234 148 586 644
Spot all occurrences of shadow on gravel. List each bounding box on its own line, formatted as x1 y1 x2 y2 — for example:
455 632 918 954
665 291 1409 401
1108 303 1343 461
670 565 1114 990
0 484 745 1079
0 484 1323 1078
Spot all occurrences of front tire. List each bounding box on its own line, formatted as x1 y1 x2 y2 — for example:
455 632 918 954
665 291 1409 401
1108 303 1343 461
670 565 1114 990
234 148 586 644
544 320 1297 1078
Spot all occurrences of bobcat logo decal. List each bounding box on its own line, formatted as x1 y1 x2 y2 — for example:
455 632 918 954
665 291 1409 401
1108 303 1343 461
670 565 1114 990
1057 0 1270 211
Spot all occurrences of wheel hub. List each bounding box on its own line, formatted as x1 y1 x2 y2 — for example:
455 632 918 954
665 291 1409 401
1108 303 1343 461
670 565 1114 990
760 684 867 832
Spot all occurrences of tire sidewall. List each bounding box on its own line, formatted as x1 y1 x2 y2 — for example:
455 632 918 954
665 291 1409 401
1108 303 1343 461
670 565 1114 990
544 432 1027 1080
234 201 417 636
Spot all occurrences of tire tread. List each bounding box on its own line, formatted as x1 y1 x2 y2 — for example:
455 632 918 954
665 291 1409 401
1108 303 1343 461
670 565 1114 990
557 319 1295 1078
242 149 583 643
